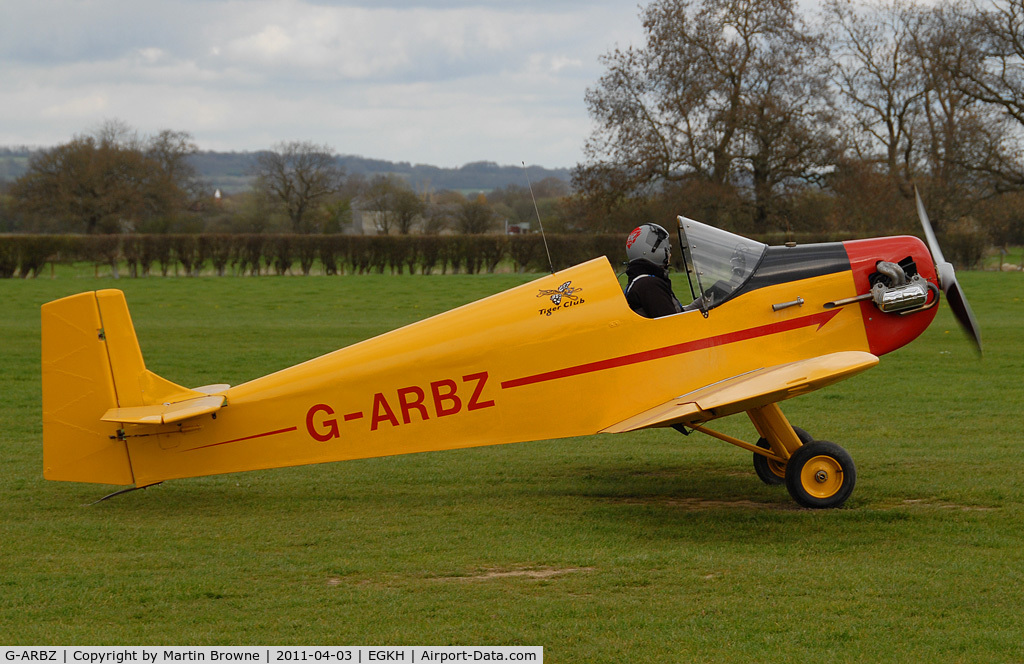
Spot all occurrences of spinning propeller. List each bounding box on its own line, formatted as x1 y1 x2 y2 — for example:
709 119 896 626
915 188 983 355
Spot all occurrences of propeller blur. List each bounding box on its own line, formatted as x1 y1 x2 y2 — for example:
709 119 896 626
915 188 983 354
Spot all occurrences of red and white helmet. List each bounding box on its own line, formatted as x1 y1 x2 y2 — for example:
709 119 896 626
625 223 671 267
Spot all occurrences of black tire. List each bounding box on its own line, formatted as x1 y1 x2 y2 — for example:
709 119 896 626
784 440 856 509
752 427 814 486
753 439 787 485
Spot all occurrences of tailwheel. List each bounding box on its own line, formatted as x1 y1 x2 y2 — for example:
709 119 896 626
753 426 813 486
784 440 856 509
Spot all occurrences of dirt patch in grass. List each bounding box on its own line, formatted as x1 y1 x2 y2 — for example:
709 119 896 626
325 566 596 588
610 496 798 511
434 566 597 582
325 576 376 587
900 499 998 511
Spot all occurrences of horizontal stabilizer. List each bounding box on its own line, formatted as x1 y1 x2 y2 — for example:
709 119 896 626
102 395 226 426
602 351 878 433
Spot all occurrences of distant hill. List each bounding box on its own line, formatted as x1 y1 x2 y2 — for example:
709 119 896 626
0 148 31 183
0 147 572 195
343 155 571 195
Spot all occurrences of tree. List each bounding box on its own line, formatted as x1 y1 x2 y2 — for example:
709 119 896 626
252 141 345 233
360 175 425 234
0 183 19 233
456 195 496 234
391 187 426 234
732 18 838 226
822 0 926 195
578 0 836 229
422 190 464 234
952 0 1024 125
10 122 195 234
148 129 200 202
489 179 570 230
819 0 1020 231
907 0 1022 225
934 0 1024 192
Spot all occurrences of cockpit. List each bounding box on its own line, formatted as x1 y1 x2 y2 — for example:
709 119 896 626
678 215 768 312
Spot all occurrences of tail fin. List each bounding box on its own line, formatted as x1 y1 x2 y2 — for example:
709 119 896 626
42 290 134 484
41 289 209 485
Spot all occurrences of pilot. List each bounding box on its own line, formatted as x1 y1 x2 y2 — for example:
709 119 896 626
624 223 684 318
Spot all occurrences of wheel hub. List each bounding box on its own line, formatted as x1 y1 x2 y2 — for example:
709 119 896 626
800 455 844 499
784 440 857 509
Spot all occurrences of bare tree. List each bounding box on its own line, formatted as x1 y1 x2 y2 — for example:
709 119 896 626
392 187 426 234
360 175 425 234
91 118 144 151
252 141 345 232
457 195 496 234
953 0 1024 123
733 20 838 226
917 4 982 189
938 0 1024 191
820 0 1019 229
822 0 927 194
147 129 199 196
579 0 836 229
422 190 464 234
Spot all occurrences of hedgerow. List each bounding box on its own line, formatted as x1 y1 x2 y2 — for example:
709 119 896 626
0 229 877 278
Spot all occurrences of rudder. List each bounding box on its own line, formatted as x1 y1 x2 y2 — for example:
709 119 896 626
42 291 135 485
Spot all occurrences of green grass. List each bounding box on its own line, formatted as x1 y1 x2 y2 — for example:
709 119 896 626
982 246 1024 271
2 270 1023 662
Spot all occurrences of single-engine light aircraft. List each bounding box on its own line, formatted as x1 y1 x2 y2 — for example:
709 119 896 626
41 192 980 508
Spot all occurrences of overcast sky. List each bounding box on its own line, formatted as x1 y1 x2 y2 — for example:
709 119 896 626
0 0 646 169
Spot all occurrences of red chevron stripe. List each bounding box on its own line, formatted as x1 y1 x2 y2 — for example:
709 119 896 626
185 426 298 452
500 309 841 389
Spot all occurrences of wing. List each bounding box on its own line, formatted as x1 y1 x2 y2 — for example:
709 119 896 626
601 351 878 434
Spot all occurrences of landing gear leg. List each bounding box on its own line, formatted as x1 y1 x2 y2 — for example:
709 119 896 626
746 404 856 508
753 427 813 486
747 403 803 461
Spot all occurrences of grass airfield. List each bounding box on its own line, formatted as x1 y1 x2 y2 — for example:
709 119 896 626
2 268 1023 662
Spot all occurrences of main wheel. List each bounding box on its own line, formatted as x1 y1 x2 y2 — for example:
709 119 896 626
753 427 813 486
784 440 856 509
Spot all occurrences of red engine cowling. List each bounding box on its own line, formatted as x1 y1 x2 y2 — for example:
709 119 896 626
843 236 940 356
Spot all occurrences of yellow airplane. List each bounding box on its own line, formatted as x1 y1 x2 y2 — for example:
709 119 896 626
41 192 980 508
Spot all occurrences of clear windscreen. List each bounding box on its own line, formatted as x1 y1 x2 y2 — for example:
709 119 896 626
677 216 767 309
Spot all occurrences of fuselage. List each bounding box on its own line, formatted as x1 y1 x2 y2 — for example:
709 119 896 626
123 235 938 486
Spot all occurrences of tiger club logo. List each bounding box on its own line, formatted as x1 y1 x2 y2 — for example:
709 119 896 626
536 280 585 316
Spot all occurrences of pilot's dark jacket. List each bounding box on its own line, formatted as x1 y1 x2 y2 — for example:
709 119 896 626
625 259 684 318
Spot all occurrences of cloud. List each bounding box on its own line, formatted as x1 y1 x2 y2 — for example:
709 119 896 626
207 5 592 84
0 0 645 166
40 93 111 121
